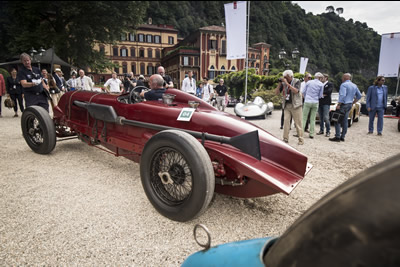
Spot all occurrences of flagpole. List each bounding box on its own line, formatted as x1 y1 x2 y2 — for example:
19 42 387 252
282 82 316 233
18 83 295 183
244 1 250 104
396 64 400 98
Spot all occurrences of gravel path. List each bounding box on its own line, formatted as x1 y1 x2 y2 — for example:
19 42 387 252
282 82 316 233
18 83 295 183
1 103 399 266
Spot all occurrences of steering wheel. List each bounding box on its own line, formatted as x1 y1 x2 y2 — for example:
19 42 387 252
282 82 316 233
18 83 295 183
128 86 150 104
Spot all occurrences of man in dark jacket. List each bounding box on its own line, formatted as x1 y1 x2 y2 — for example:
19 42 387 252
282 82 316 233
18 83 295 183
317 73 333 137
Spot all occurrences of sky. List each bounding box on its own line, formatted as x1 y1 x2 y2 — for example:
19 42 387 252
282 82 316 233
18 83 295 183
292 1 400 35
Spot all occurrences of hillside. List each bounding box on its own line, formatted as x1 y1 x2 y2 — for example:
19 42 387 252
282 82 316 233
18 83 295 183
146 1 381 80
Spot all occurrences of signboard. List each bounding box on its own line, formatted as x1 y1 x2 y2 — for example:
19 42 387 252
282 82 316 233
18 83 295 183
177 108 196 122
378 32 400 77
224 1 247 60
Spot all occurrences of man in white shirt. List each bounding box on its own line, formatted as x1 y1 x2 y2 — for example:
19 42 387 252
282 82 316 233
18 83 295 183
76 69 94 91
104 72 122 94
201 77 214 104
181 71 196 95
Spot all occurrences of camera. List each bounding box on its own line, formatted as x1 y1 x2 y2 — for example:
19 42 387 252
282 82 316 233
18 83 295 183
278 77 284 83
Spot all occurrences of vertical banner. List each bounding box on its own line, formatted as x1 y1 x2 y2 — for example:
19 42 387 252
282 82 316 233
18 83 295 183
299 57 308 74
378 32 400 77
224 1 247 60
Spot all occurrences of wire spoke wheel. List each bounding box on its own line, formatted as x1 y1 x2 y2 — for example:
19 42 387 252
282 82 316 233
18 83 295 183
140 130 215 222
151 148 193 205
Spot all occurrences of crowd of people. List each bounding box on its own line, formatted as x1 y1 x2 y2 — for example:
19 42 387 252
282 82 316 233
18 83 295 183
275 69 390 145
0 53 394 143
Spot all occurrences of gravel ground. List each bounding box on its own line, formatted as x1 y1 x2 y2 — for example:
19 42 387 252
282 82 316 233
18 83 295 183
0 102 399 266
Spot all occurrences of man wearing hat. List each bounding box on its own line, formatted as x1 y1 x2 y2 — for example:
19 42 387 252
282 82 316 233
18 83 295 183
53 68 65 93
136 75 146 87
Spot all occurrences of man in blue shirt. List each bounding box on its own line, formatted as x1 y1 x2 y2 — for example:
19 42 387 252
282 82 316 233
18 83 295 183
302 72 324 138
140 74 166 101
366 76 388 136
329 73 362 142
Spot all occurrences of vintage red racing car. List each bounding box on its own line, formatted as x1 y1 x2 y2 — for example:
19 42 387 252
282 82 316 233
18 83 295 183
21 87 312 222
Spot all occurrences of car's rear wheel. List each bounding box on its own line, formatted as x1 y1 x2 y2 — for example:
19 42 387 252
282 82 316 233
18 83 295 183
21 106 56 154
140 130 215 222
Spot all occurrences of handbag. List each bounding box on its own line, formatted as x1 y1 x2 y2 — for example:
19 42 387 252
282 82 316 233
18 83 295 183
330 110 345 123
4 98 15 109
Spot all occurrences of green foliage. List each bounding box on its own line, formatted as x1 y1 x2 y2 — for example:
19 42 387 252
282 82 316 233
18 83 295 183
0 1 147 71
146 1 380 82
0 68 10 79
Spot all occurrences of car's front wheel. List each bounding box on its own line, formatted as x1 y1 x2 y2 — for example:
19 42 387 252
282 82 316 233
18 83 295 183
21 106 56 154
140 130 215 222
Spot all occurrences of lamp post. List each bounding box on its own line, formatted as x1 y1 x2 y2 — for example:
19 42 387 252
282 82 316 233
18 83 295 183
29 47 46 70
279 48 300 71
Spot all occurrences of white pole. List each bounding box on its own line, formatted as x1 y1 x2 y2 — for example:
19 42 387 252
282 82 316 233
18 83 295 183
244 1 250 104
395 64 400 97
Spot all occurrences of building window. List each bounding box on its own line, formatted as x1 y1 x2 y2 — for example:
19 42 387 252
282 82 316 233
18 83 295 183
220 66 225 75
148 48 152 58
155 49 161 59
250 62 254 67
147 65 154 75
183 56 189 66
130 48 135 57
121 33 127 41
168 36 174 44
138 34 144 42
194 57 199 66
146 34 152 43
210 40 217 50
113 47 118 56
189 57 193 66
140 63 145 75
264 55 267 60
129 33 135 41
122 63 128 74
208 65 215 79
131 64 136 74
256 54 260 59
231 66 236 71
221 40 226 54
114 64 119 74
256 63 260 68
120 48 128 57
139 49 144 58
154 35 161 44
99 46 105 54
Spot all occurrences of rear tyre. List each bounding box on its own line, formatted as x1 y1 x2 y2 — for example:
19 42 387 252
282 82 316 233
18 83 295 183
21 106 56 154
140 130 215 222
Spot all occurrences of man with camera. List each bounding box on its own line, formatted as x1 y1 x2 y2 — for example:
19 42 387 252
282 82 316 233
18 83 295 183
123 72 137 93
275 70 303 145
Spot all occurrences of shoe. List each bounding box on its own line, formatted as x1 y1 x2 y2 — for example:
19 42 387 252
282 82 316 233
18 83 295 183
309 136 314 139
340 137 345 142
377 133 382 136
293 134 299 137
329 137 341 142
13 114 18 117
367 132 373 135
325 132 330 137
298 140 304 145
305 129 309 133
316 131 324 135
283 138 288 143
280 126 283 129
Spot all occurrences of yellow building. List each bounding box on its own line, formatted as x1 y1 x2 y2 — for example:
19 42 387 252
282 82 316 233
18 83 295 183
92 24 178 83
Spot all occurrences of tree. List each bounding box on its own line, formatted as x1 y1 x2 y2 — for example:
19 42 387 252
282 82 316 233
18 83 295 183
0 1 148 72
326 6 335 13
336 7 344 15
